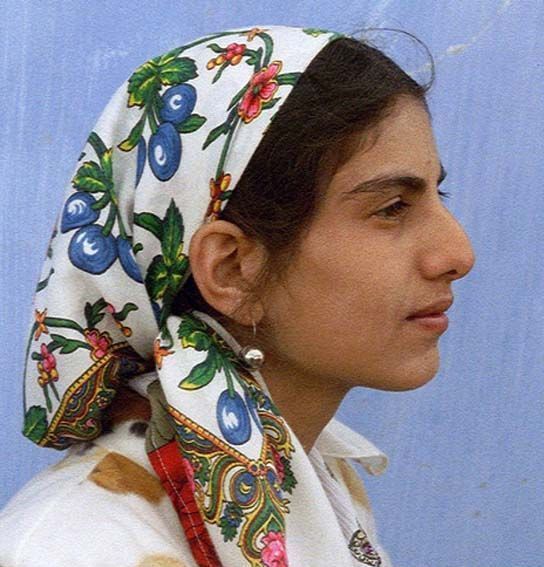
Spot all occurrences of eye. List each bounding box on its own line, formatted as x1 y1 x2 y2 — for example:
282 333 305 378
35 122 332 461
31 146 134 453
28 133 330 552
374 199 411 220
374 190 451 220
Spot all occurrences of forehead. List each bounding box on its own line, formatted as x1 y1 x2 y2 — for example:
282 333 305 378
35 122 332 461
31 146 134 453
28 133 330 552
323 97 440 194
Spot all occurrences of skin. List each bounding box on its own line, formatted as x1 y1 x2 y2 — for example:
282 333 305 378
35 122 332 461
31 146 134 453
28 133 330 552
189 96 476 453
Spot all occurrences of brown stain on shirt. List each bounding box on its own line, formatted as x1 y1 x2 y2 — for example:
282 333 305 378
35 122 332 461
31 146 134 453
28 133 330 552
88 451 165 504
51 444 109 472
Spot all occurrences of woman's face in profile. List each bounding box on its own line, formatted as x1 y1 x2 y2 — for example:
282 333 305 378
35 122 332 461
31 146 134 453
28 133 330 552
261 95 476 393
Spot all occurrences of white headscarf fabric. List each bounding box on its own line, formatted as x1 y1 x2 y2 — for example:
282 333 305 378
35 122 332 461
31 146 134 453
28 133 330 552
22 25 383 566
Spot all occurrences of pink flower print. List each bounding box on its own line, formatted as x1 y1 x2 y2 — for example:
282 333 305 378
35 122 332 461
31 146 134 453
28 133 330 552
238 61 282 124
84 417 96 430
37 343 58 387
224 42 246 65
84 329 113 361
261 531 288 567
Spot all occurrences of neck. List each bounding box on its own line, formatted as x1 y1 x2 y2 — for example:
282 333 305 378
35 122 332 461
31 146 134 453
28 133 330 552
258 355 350 453
204 312 349 453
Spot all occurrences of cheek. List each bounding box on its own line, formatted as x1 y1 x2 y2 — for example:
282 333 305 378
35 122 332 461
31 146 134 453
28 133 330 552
273 236 392 336
299 237 386 317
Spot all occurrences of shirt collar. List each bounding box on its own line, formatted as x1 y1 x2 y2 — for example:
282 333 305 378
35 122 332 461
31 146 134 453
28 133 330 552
313 417 389 476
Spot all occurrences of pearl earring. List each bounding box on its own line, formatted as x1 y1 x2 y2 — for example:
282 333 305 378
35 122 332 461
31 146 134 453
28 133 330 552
239 319 265 369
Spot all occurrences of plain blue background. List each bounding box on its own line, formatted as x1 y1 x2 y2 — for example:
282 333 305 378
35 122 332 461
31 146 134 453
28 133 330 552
1 1 542 566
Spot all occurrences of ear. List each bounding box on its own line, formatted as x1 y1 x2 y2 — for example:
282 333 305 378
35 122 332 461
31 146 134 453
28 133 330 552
188 220 266 325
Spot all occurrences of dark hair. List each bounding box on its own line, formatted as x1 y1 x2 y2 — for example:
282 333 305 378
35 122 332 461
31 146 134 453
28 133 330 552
173 33 433 337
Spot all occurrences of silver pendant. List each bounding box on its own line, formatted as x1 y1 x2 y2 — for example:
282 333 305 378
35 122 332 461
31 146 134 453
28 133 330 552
348 528 382 566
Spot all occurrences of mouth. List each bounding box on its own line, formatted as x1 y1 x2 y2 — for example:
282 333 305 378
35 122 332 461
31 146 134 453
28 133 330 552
406 312 449 332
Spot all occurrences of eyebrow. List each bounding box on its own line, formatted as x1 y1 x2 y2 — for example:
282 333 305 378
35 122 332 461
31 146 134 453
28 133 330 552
341 163 447 199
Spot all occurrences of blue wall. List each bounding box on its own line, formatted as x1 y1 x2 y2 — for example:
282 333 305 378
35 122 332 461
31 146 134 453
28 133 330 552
1 2 542 565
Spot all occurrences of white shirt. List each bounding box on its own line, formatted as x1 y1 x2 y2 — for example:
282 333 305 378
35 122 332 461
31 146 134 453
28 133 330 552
0 409 393 566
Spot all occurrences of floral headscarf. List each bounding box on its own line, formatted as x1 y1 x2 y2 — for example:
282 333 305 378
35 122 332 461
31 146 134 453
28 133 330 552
22 25 378 566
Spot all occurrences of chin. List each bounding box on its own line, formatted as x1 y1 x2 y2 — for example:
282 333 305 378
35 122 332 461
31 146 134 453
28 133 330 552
369 359 441 392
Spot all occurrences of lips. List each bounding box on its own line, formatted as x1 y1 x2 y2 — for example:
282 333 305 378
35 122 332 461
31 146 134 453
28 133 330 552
407 297 453 319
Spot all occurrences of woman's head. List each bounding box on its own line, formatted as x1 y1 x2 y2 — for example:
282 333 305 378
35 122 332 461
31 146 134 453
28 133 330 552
24 26 475 456
178 35 475 392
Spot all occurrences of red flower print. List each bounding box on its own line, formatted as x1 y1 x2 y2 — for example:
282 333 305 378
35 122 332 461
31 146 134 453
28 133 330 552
238 61 282 124
84 329 113 361
34 308 49 340
270 446 285 484
153 338 174 370
225 43 246 65
207 43 247 70
261 530 288 567
37 343 58 387
206 172 231 222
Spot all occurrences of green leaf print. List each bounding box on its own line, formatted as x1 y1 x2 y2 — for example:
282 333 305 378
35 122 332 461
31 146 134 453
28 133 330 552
218 502 243 542
36 267 55 292
279 455 298 493
49 334 90 354
114 302 138 322
276 72 301 86
145 256 169 301
127 61 159 107
159 57 197 85
245 47 263 69
211 62 229 84
84 298 108 329
302 28 329 37
72 161 111 193
161 201 185 267
206 43 225 54
202 122 230 150
87 131 108 158
118 113 146 152
23 406 48 443
154 46 184 66
261 97 281 111
259 32 274 68
145 255 189 302
134 211 163 241
99 148 113 180
175 113 207 134
177 315 213 351
179 353 218 390
127 57 198 108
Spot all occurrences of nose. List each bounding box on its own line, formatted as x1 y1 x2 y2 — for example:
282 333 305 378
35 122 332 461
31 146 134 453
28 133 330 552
419 202 476 282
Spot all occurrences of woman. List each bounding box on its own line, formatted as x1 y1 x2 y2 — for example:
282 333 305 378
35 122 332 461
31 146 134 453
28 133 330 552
0 25 475 566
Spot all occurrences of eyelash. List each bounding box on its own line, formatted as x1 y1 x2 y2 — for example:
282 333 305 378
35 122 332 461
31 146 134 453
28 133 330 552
375 190 452 220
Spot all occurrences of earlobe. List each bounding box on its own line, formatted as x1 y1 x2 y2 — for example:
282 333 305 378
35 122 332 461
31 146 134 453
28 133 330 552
188 220 265 325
